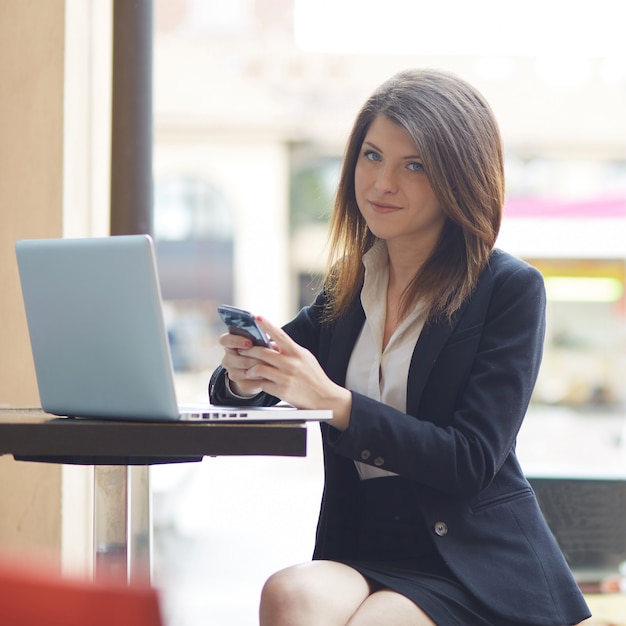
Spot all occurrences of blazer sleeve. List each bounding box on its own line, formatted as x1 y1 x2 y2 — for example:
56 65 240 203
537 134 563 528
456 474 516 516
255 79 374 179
327 255 546 497
208 365 279 407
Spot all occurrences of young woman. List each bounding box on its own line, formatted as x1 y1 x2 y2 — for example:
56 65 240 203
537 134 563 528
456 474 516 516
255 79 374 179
209 69 590 625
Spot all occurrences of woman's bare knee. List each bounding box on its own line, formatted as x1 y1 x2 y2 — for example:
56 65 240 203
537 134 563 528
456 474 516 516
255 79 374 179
259 565 312 625
259 561 371 626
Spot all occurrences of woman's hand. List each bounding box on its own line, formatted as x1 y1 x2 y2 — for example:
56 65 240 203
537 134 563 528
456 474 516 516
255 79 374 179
219 316 352 430
218 331 268 398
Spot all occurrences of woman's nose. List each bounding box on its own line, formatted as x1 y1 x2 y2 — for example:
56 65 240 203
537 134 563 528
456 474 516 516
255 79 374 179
375 166 398 194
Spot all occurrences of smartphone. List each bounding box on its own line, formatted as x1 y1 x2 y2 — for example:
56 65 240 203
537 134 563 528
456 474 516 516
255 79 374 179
217 304 270 347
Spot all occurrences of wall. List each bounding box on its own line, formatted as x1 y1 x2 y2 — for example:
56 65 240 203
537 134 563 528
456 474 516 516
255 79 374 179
0 0 66 563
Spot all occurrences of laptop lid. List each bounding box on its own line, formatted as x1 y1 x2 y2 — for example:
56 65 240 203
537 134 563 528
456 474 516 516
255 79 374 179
16 235 182 420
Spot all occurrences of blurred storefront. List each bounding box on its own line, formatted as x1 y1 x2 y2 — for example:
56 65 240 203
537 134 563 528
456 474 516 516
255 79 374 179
500 195 626 413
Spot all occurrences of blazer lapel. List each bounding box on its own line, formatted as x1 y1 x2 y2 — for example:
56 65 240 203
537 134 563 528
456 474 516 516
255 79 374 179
405 264 493 416
324 297 366 386
406 319 456 415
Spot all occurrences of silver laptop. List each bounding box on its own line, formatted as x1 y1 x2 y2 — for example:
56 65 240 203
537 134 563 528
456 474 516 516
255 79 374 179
15 235 332 424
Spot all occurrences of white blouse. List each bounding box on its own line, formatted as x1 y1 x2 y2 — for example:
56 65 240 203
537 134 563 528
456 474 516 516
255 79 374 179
345 241 426 480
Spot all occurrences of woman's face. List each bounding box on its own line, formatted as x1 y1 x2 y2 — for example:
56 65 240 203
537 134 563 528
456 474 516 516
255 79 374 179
354 114 445 255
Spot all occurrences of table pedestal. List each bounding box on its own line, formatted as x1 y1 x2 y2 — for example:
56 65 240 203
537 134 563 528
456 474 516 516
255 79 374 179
94 466 151 582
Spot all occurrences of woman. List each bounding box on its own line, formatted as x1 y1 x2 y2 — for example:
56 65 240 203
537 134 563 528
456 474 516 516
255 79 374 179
209 69 590 625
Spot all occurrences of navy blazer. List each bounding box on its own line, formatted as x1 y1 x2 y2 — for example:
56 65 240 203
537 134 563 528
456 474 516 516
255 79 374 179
210 249 590 625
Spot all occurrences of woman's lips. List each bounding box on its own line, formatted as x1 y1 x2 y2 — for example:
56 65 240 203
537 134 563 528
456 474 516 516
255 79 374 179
369 200 402 214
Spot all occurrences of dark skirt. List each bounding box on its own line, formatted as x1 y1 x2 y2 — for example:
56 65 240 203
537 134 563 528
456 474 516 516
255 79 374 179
334 477 535 626
341 558 528 625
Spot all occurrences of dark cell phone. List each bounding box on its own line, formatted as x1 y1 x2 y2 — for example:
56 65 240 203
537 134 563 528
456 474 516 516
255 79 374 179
217 304 270 347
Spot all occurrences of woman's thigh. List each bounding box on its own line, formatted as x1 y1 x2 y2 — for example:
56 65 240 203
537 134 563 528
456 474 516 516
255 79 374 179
347 589 436 626
259 560 372 626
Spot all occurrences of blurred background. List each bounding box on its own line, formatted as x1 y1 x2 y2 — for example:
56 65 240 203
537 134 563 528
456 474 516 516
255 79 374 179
146 1 626 624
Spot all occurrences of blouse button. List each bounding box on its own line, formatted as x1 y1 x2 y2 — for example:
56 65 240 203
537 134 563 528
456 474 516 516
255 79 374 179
360 450 371 460
434 521 448 537
373 456 385 467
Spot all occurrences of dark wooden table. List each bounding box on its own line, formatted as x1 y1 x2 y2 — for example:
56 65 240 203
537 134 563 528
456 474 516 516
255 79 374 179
0 409 308 582
0 408 307 463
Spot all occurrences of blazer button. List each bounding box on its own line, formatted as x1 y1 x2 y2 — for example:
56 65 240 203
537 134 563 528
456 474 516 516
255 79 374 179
434 521 448 537
360 450 371 460
374 456 385 467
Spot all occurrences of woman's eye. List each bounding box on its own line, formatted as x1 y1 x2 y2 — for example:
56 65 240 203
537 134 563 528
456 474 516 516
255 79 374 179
364 150 381 162
407 162 424 172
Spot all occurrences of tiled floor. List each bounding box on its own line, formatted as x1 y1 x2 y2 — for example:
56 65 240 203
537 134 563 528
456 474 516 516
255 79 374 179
151 397 626 626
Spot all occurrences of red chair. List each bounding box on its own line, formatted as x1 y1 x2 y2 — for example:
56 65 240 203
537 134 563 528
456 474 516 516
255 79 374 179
0 558 163 626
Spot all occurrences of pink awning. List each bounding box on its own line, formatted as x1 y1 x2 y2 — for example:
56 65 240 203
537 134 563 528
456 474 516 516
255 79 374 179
504 196 626 218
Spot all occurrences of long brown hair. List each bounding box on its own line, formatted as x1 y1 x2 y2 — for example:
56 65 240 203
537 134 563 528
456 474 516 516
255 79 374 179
324 69 504 325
